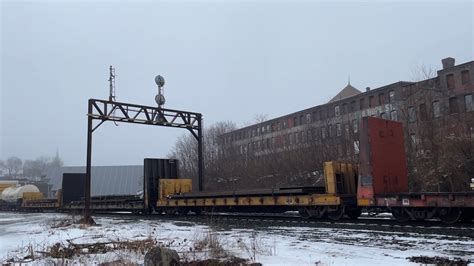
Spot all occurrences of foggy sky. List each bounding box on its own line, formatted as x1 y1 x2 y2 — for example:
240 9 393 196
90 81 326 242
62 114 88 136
1 0 473 166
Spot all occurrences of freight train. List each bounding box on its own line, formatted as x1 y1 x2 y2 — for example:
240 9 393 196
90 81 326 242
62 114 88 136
2 117 473 224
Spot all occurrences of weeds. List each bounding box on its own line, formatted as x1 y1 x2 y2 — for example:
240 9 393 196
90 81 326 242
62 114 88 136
236 232 274 262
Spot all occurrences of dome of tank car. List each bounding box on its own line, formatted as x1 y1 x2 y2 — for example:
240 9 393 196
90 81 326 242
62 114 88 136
1 185 40 202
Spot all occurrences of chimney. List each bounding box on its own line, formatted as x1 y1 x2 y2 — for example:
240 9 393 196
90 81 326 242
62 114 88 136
366 87 371 92
442 57 455 69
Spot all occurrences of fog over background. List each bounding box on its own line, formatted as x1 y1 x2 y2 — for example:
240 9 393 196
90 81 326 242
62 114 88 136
1 0 473 166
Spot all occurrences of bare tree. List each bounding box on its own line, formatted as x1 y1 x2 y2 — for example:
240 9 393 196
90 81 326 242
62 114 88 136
400 65 473 192
168 120 237 190
3 156 23 178
410 64 437 82
0 160 5 175
242 113 269 126
23 156 57 177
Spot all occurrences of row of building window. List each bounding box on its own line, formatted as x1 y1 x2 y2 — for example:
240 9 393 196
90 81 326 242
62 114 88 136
446 70 471 89
231 114 396 155
225 70 472 144
335 90 395 117
231 135 363 158
224 90 398 144
407 94 473 122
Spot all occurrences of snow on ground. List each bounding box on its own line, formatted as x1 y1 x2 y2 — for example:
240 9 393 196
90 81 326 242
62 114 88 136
0 212 473 265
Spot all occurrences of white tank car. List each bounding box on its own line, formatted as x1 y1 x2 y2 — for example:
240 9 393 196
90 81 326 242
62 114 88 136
1 185 40 202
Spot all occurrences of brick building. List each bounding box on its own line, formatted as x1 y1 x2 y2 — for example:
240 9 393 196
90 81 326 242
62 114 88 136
217 58 474 192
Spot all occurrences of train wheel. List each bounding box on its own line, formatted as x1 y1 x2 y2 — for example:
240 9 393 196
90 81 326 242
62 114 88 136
298 207 310 219
391 207 410 222
439 207 461 224
307 206 327 219
192 209 202 215
178 208 190 216
346 208 362 219
460 208 474 223
327 206 345 221
164 208 177 216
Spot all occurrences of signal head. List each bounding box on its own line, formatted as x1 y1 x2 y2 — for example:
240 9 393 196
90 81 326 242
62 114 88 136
155 75 165 87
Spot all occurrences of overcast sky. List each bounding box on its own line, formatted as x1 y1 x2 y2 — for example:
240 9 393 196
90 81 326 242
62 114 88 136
1 0 473 166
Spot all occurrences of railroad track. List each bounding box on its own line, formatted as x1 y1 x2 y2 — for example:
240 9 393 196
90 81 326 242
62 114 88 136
92 212 474 238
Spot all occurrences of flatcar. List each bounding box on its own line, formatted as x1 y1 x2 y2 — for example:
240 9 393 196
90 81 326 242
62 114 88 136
155 117 474 223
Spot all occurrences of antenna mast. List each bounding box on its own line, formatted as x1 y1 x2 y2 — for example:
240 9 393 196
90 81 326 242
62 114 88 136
108 65 116 102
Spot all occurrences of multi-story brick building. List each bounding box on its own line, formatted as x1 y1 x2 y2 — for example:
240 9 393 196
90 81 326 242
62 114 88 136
217 58 474 192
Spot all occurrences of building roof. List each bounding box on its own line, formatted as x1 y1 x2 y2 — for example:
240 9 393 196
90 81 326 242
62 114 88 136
328 83 362 103
46 165 143 196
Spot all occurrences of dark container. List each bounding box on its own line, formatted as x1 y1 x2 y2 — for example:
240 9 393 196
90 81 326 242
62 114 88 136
61 173 86 205
143 158 179 211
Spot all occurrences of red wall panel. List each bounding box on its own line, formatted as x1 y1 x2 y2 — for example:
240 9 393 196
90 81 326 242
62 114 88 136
358 117 409 197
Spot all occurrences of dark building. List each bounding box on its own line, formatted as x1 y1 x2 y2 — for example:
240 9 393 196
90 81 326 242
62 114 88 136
217 57 474 192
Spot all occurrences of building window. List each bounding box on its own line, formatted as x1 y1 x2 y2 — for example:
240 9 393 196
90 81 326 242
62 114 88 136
343 103 348 114
299 115 304 125
350 101 356 112
353 119 358 133
369 95 376 107
419 103 428 121
329 125 335 137
335 106 340 117
312 111 319 121
360 98 366 109
322 127 327 139
447 74 455 89
462 70 471 85
295 132 299 144
388 90 395 103
390 110 398 121
293 117 298 127
344 124 350 138
379 93 385 105
410 133 417 146
267 125 271 133
283 121 287 129
408 106 417 122
354 140 360 154
337 145 343 156
336 123 342 137
465 94 473 112
432 101 441 118
306 114 311 123
449 97 459 114
289 133 294 145
307 129 312 141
